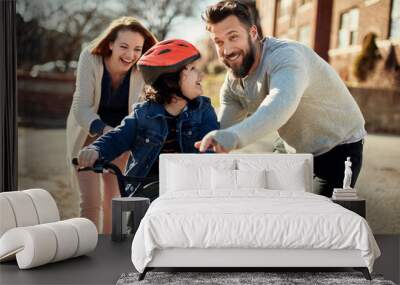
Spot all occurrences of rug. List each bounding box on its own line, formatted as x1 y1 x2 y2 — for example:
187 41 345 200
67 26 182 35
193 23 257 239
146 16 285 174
116 271 396 285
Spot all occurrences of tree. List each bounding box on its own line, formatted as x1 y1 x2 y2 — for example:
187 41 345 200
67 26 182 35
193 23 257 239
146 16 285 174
353 32 382 82
16 0 200 71
118 0 199 40
17 0 113 71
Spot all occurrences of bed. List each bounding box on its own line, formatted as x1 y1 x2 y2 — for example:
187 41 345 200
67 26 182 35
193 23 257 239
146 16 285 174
131 154 380 280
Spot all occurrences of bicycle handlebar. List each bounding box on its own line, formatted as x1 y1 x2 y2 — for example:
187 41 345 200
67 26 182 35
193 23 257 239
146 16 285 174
72 157 122 174
72 158 158 197
72 158 107 173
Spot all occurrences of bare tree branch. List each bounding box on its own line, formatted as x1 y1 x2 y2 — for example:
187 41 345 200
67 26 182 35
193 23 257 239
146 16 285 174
16 0 199 71
119 0 199 40
17 0 113 71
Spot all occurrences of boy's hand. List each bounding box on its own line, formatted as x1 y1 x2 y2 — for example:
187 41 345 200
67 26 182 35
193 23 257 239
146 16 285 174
77 147 99 167
102 125 113 135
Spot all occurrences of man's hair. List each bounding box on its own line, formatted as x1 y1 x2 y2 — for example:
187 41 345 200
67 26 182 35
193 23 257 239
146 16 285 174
202 0 254 30
143 71 184 105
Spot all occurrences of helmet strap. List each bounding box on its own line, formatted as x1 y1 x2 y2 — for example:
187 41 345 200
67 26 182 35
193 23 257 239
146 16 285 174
175 90 194 103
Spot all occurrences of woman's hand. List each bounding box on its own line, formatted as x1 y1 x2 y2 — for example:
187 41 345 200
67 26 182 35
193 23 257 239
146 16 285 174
77 147 99 167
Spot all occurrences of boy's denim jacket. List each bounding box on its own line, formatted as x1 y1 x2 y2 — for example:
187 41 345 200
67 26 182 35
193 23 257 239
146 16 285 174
90 96 219 192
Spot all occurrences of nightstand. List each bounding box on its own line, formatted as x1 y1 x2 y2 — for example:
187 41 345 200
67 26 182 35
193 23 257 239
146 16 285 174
331 198 366 218
111 197 150 242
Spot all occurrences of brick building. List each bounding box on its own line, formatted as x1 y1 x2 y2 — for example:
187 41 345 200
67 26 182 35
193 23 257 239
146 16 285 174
328 0 399 82
256 0 333 61
255 0 400 82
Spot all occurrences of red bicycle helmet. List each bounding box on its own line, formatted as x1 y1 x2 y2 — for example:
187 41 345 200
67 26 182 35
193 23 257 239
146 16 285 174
137 39 201 85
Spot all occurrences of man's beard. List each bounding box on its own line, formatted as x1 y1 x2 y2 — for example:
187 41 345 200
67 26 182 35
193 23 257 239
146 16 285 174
222 36 256 78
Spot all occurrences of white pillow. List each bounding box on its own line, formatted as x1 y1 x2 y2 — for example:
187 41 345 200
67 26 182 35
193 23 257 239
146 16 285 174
166 160 236 192
266 164 306 191
211 169 267 190
236 169 267 189
167 162 210 191
238 159 308 191
211 168 236 190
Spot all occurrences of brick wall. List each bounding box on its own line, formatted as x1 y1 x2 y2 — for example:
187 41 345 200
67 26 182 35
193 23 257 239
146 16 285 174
17 73 74 128
258 0 318 40
256 0 333 61
328 0 400 82
256 0 277 36
350 86 400 134
330 0 392 50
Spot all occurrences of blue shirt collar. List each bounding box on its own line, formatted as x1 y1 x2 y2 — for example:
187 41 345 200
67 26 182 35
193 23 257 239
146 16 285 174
145 97 202 119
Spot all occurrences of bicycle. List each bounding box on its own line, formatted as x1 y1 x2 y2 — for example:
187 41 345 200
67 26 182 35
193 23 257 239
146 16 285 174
72 158 159 199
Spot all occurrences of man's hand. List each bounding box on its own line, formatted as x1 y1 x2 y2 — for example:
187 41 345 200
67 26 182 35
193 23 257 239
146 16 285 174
194 130 239 153
77 147 99 167
194 137 229 153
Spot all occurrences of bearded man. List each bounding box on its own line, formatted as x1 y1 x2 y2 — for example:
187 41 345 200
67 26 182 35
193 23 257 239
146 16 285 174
196 0 366 197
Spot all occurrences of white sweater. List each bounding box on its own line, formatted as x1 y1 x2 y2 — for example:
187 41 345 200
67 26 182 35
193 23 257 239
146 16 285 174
66 46 144 162
65 47 144 197
217 37 365 155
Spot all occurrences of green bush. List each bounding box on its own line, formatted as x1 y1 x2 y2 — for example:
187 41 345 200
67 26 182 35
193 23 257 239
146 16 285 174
353 32 381 82
207 61 226 75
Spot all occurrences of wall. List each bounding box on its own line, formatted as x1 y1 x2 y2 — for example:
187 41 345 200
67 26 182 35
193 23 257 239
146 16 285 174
17 73 74 128
350 86 400 134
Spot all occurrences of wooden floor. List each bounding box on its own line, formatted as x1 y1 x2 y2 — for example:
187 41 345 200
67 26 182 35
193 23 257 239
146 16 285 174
0 235 398 285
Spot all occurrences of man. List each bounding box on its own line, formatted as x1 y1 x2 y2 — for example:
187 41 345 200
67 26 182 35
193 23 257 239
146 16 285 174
195 0 366 197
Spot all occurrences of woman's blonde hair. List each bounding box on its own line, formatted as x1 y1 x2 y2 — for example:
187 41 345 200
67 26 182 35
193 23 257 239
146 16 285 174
90 16 157 57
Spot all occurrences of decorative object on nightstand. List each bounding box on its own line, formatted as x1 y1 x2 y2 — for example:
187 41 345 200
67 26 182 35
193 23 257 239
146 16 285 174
112 197 150 242
343 156 352 189
332 157 359 200
331 157 365 217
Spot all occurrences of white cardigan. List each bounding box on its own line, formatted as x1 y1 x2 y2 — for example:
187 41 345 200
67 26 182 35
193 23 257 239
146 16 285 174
66 47 144 195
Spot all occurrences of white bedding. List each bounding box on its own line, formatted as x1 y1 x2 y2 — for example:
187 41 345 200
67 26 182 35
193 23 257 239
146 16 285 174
131 190 380 273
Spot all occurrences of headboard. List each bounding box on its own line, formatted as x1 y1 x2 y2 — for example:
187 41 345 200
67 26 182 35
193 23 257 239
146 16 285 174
159 153 313 195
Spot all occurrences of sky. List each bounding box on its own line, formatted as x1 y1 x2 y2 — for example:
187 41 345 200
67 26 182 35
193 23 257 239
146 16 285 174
168 0 216 44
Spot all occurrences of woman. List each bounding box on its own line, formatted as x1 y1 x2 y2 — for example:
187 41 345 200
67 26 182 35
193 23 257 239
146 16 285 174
77 39 219 201
66 17 157 233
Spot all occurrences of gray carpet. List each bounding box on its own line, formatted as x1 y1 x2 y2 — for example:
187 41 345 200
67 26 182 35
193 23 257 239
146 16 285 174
116 271 396 285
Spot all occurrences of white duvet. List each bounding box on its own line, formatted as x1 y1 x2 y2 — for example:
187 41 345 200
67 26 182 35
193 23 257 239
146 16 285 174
131 190 380 273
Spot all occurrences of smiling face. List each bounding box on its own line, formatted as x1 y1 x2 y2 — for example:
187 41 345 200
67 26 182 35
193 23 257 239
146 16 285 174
108 30 145 72
209 15 258 78
179 60 204 100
